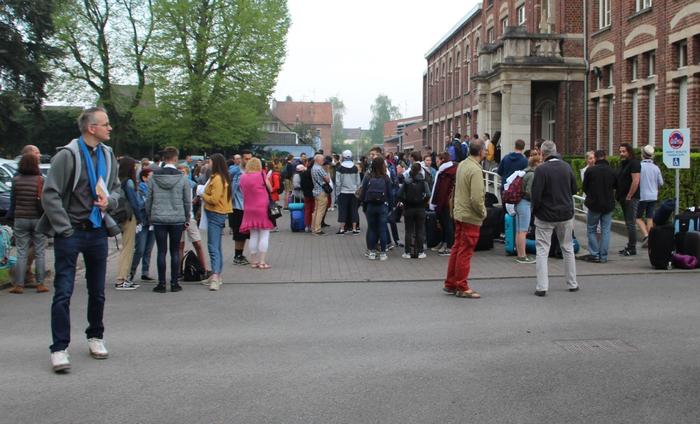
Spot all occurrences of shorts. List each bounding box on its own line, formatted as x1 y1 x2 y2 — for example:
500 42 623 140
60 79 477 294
636 200 656 219
283 179 293 193
232 209 249 241
515 199 532 232
182 218 201 243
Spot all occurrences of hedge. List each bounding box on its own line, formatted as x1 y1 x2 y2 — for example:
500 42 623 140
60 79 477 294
563 152 700 210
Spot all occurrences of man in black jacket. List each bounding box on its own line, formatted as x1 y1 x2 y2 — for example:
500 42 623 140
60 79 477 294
582 150 617 263
531 140 579 297
616 143 641 256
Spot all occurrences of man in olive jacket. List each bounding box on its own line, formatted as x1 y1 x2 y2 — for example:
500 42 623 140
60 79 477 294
531 140 579 297
443 139 487 299
37 107 121 373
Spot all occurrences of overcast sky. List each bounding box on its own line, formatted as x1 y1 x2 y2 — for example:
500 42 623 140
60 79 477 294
273 0 481 129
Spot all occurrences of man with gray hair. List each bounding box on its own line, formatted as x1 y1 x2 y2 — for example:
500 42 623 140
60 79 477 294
37 107 121 372
530 140 579 297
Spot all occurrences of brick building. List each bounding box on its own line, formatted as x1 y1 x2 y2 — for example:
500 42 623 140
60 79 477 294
587 0 700 155
269 100 333 154
383 116 423 153
423 0 699 156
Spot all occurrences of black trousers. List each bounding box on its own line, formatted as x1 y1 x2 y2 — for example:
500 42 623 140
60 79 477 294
403 207 426 254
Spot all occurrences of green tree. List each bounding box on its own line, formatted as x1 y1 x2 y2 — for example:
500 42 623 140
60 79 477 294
0 0 60 149
328 96 345 153
368 94 401 146
51 0 155 154
147 0 290 150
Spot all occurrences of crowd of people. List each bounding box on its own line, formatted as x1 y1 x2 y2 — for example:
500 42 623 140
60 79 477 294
1 107 666 373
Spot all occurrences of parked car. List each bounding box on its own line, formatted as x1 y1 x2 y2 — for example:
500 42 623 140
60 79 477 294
0 160 17 187
0 182 11 220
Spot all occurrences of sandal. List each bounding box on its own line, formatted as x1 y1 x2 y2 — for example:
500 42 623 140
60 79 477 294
455 290 481 299
258 263 271 269
250 263 260 268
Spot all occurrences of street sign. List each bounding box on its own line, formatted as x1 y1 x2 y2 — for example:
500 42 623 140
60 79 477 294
662 128 690 169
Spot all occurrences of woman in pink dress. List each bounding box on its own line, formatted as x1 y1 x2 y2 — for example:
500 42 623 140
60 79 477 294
239 157 275 269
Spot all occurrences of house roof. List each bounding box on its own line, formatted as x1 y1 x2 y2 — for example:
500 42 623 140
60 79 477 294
272 100 333 126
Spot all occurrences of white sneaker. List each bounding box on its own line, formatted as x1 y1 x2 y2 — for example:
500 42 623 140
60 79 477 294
367 251 377 260
401 253 411 259
209 278 221 291
418 252 427 259
430 242 444 252
50 350 71 373
87 338 109 359
379 253 388 261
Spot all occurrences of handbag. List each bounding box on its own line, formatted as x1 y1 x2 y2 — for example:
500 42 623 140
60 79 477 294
262 173 282 221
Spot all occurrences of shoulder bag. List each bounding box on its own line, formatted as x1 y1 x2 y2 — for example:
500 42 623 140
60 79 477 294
262 172 282 221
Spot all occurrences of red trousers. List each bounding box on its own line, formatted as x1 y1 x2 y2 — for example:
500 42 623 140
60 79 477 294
304 196 314 227
444 221 481 292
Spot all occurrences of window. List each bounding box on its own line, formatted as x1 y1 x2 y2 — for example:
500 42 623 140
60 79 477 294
631 90 638 147
599 0 611 29
595 100 601 150
487 27 494 43
541 103 556 141
501 17 509 35
647 51 655 77
607 96 614 156
678 40 688 68
635 0 651 12
487 0 494 7
679 77 688 128
517 5 526 25
648 85 656 145
606 65 614 87
630 56 638 81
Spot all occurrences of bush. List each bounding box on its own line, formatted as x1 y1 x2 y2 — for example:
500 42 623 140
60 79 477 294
562 153 700 210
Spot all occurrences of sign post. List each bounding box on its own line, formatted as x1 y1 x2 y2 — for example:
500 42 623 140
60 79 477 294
662 128 691 214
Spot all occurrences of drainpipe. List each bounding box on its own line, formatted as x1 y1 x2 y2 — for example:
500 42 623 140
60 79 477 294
583 0 589 153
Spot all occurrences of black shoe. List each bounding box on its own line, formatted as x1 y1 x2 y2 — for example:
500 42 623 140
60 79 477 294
335 229 345 235
580 254 600 263
141 275 155 281
171 283 183 293
569 287 580 292
534 290 547 297
619 248 637 256
153 284 167 293
321 223 330 228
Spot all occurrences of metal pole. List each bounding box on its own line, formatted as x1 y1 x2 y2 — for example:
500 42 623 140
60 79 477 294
675 169 680 214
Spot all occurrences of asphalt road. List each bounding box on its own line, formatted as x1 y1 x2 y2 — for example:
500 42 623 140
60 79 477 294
2 272 700 424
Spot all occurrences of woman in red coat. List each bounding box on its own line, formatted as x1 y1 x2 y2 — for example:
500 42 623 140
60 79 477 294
269 160 282 203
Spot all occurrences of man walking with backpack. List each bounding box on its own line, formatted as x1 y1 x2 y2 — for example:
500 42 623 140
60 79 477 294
37 107 121 372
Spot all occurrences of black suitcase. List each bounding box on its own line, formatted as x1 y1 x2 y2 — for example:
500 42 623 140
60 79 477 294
678 231 700 264
648 224 675 270
475 226 494 251
425 210 442 248
483 207 503 238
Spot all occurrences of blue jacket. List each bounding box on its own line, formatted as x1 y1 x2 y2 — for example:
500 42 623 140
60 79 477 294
124 179 146 224
228 164 244 210
497 152 528 189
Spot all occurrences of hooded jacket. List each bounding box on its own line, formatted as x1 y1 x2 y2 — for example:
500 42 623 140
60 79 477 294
147 166 192 225
429 161 457 213
36 138 120 237
335 160 360 194
497 152 528 189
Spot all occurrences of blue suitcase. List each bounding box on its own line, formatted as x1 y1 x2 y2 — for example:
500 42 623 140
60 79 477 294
288 203 305 232
505 214 536 256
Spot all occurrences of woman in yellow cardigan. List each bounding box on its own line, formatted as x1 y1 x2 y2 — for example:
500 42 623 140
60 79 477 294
202 153 233 291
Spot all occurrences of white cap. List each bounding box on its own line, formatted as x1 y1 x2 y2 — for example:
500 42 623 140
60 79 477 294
342 150 352 159
642 145 655 157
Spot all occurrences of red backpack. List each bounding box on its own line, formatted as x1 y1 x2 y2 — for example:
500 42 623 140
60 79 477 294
501 175 523 204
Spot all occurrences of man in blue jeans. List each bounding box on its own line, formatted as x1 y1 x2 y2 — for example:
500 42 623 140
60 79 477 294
582 150 617 263
36 107 121 373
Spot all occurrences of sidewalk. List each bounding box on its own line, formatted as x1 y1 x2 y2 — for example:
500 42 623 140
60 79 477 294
204 209 697 285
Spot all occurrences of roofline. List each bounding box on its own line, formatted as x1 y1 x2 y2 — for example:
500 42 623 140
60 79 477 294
424 2 482 59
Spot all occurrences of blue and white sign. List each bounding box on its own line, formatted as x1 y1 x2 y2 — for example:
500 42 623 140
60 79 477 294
662 128 691 169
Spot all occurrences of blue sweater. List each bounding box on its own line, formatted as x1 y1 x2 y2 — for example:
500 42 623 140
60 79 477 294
497 152 528 189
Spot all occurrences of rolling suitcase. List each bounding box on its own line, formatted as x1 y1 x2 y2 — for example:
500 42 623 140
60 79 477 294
678 231 700 266
426 210 442 248
648 224 675 270
288 202 305 232
475 226 494 251
504 214 536 255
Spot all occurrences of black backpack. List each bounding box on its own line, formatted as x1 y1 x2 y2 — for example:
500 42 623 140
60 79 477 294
403 180 426 207
182 250 206 282
365 177 387 204
110 182 134 224
453 140 466 162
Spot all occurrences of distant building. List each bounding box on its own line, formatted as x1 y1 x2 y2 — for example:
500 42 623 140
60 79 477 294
383 116 423 153
270 99 333 153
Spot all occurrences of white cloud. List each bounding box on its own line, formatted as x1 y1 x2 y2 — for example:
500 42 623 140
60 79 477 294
273 0 480 128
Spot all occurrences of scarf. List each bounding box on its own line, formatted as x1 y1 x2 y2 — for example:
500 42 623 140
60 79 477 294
78 137 107 228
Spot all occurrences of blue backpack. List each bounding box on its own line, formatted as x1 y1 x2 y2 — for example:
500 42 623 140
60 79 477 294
365 177 387 204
